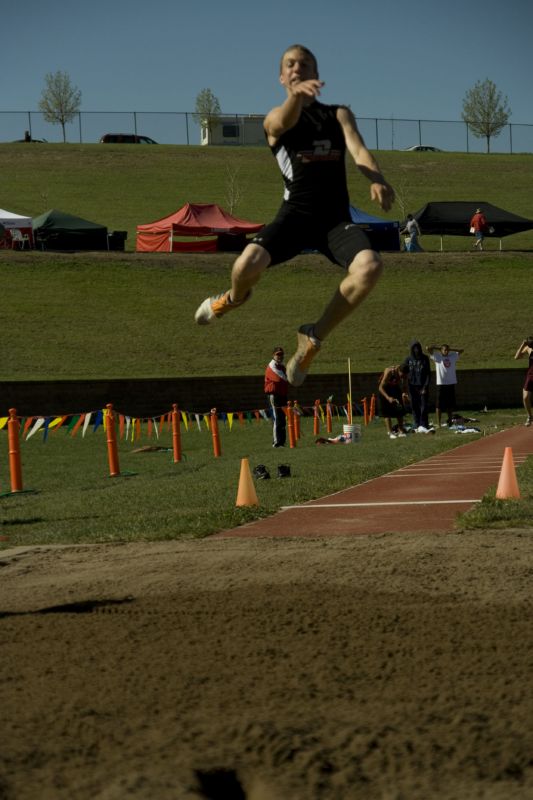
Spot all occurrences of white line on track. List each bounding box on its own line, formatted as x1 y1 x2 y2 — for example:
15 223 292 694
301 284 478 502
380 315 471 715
281 500 481 510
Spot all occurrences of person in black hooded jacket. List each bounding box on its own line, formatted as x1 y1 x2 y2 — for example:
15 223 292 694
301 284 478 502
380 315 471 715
402 341 432 431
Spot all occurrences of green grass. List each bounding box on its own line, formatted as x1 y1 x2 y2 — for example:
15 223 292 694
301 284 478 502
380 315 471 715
1 143 532 544
0 408 529 549
0 250 532 379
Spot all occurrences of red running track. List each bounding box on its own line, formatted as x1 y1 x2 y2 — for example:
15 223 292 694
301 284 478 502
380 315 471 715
219 426 533 538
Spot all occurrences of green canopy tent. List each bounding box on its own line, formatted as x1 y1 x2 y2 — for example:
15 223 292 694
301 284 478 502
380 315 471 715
32 209 109 251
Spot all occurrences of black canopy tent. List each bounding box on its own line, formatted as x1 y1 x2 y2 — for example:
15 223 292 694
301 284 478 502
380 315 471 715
410 201 533 250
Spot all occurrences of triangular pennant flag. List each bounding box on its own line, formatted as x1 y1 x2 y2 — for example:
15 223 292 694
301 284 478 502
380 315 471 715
42 417 51 443
70 414 85 437
195 413 202 432
246 411 252 424
147 418 153 438
67 415 78 433
82 412 93 437
181 410 189 431
125 416 131 441
204 414 210 431
119 414 125 439
319 405 325 423
26 418 45 440
227 412 234 431
135 418 141 440
49 415 66 429
259 409 269 421
238 411 244 426
153 418 159 439
92 410 104 433
0 417 8 430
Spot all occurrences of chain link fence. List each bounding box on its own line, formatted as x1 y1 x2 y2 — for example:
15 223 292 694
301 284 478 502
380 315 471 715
2 110 533 153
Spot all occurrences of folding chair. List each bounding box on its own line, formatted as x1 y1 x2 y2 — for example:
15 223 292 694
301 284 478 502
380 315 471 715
10 228 31 250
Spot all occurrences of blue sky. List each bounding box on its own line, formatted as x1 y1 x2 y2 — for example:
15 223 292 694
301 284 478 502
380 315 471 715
3 0 532 146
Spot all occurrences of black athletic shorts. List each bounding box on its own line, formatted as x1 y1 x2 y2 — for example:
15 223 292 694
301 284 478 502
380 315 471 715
436 384 456 408
251 208 374 268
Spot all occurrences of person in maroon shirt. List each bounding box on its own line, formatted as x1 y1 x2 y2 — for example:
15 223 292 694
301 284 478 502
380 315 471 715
514 336 533 426
470 208 488 250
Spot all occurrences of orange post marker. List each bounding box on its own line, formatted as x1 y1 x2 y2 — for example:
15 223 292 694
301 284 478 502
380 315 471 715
313 399 320 435
235 457 259 507
7 408 23 492
286 401 296 448
105 404 121 477
326 401 333 433
211 408 221 458
171 403 182 463
362 397 369 426
496 447 521 499
293 401 301 440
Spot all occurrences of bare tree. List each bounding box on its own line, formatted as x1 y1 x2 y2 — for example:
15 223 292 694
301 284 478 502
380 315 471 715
461 78 510 153
224 162 243 214
193 88 221 140
39 71 81 143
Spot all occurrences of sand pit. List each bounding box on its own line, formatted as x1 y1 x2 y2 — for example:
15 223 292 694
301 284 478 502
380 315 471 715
1 531 533 799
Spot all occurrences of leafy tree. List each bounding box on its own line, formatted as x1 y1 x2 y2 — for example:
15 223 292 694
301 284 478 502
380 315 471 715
38 71 81 143
193 88 221 139
461 78 510 153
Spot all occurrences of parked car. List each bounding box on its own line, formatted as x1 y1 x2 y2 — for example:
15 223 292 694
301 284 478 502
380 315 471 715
403 145 442 152
99 133 157 144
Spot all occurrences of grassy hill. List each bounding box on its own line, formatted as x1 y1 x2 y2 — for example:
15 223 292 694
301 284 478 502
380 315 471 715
2 143 533 250
1 144 532 380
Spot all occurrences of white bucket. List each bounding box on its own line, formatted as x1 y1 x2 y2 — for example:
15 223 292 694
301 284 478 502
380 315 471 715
342 423 361 443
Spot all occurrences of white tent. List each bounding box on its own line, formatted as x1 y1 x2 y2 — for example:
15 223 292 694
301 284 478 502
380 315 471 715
0 208 33 248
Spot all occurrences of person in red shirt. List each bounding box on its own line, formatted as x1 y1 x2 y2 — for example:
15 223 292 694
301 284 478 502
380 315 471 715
264 346 289 447
470 208 488 250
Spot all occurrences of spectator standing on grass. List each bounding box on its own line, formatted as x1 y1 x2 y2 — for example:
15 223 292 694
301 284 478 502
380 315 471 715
401 213 423 252
427 343 464 427
402 341 432 432
264 346 289 446
514 337 533 426
470 207 488 251
378 364 409 439
195 43 395 389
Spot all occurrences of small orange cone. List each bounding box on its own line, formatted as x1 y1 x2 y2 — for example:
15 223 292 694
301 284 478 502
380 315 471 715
236 457 259 507
495 447 520 499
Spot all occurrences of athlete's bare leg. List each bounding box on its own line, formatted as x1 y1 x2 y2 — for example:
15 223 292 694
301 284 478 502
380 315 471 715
313 250 383 340
286 249 382 386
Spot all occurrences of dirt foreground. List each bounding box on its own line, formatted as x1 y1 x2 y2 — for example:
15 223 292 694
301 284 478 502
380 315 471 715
1 530 533 799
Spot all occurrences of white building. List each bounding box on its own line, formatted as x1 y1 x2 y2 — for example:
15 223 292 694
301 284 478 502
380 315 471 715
200 115 266 146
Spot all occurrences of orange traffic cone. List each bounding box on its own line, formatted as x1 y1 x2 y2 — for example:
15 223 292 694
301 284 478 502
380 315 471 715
236 457 259 507
495 447 520 500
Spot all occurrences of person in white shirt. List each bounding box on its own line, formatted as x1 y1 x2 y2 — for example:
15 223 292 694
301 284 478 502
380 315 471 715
401 213 423 252
427 343 464 426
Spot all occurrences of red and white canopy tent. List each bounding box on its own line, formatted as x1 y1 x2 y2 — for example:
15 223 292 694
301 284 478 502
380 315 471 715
0 208 34 248
136 202 264 253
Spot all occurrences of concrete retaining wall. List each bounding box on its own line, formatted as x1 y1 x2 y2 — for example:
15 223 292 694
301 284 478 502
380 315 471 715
0 368 525 418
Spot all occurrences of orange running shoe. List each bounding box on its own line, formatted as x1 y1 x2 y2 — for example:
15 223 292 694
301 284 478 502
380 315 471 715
194 290 251 325
286 324 321 387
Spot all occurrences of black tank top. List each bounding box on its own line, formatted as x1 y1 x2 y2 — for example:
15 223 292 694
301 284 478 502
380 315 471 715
270 101 350 219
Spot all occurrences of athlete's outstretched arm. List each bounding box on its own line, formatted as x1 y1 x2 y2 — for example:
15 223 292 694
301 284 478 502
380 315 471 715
337 106 395 211
264 79 324 145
